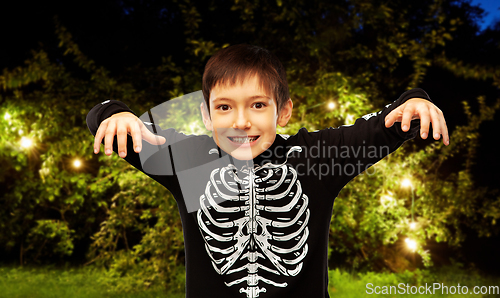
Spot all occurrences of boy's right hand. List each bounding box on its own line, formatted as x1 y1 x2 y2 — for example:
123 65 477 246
93 112 166 158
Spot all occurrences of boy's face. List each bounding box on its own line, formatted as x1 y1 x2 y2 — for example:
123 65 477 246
201 75 292 160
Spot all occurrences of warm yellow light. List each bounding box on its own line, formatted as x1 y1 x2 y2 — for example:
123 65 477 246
405 238 417 251
73 159 82 168
409 222 417 230
327 102 335 110
20 137 33 148
4 112 11 120
401 178 412 188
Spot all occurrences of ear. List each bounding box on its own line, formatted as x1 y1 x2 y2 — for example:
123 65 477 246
277 98 293 127
200 102 213 131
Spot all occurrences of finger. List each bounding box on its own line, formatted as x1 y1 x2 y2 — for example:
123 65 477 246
116 120 129 158
94 120 108 154
429 107 442 141
385 109 400 128
439 109 450 145
401 104 415 132
418 106 431 139
104 121 117 156
141 123 166 145
132 119 143 153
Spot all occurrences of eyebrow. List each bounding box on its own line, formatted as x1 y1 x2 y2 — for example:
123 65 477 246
212 95 271 102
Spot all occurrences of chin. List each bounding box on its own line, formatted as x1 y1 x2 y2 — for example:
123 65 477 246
227 147 259 160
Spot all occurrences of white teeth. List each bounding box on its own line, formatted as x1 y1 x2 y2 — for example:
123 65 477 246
229 137 258 143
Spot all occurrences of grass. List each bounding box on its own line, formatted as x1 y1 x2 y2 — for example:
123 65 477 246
0 264 498 297
0 265 183 298
328 266 500 297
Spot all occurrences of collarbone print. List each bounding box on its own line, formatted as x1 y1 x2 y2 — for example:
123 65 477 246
197 147 310 298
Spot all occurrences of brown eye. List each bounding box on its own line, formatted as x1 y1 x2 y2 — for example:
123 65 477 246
254 102 266 109
217 104 230 111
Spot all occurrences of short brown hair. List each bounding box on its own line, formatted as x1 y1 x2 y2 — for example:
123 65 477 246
202 44 289 115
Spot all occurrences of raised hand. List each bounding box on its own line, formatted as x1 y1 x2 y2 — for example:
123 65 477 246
384 98 449 146
93 112 166 158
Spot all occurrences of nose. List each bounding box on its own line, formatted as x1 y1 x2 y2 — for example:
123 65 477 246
232 110 251 130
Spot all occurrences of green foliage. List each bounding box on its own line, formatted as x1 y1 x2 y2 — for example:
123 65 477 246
0 92 101 264
0 265 182 298
25 220 75 260
86 170 185 292
330 96 500 271
328 262 500 297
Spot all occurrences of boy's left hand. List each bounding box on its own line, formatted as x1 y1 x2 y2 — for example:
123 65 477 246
384 98 449 146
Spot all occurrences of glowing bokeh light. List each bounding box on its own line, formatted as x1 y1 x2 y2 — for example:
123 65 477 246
20 137 33 148
327 102 335 110
73 159 82 168
405 238 417 251
401 178 412 188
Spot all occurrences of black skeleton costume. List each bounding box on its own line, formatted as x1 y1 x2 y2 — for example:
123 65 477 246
86 88 431 298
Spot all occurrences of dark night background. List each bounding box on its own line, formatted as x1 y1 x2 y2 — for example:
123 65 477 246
1 0 499 276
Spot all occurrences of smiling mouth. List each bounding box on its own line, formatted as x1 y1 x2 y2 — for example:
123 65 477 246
227 136 260 144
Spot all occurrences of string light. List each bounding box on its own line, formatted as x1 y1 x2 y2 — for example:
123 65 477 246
409 222 417 230
401 178 412 188
4 112 11 120
405 238 417 251
306 101 334 111
20 137 33 148
73 159 82 168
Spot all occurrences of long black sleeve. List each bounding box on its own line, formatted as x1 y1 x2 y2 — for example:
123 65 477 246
86 99 182 190
289 88 432 195
86 99 138 136
85 98 220 195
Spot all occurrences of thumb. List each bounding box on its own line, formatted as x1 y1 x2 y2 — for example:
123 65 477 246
141 124 166 145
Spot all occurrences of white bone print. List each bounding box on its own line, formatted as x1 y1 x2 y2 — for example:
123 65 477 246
197 147 309 297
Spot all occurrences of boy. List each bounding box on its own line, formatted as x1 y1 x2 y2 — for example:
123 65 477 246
87 44 449 298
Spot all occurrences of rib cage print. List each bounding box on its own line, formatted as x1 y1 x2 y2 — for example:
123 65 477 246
197 147 310 298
